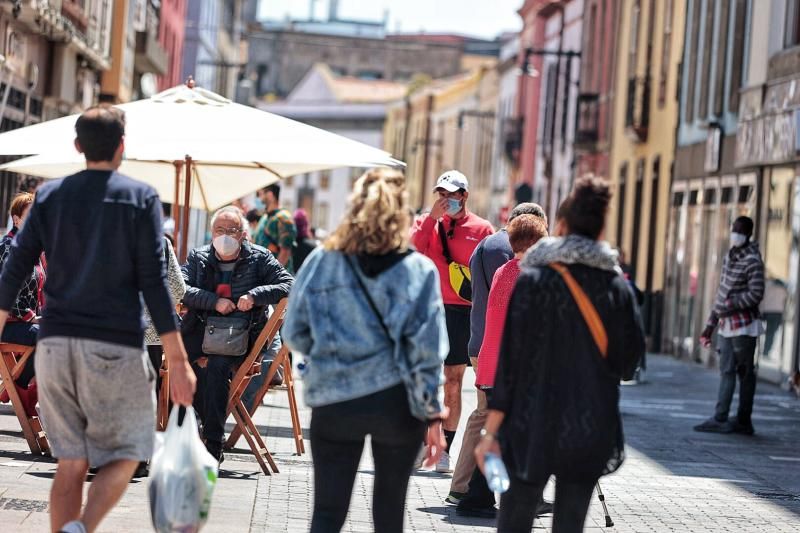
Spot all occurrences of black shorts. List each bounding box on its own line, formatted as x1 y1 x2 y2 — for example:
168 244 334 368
444 304 471 366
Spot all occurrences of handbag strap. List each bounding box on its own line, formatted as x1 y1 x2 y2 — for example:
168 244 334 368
550 262 608 358
438 220 454 264
344 255 394 346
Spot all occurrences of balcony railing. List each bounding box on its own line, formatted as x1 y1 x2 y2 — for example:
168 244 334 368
61 0 89 34
575 92 600 149
625 77 650 143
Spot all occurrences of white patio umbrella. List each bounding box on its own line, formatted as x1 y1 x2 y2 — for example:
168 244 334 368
0 82 403 258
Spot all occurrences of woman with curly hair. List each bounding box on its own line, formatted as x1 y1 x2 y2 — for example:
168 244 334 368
475 176 645 532
283 168 449 533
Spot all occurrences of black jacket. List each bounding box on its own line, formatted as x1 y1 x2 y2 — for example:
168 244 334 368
490 260 644 484
181 241 293 352
0 171 176 347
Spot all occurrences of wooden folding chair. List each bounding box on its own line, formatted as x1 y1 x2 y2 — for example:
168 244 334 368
0 343 49 455
224 298 288 475
224 345 305 455
156 352 170 431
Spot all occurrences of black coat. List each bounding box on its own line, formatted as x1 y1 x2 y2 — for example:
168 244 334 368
489 263 644 484
181 241 293 353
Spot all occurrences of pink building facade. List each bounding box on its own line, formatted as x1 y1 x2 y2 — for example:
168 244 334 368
157 0 188 90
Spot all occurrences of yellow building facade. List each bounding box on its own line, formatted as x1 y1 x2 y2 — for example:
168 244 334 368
383 67 496 217
606 0 686 324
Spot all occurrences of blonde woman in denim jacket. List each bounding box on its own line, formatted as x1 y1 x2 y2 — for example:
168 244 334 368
283 168 449 533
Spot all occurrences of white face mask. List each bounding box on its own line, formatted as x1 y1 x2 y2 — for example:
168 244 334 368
446 198 462 216
213 234 241 256
730 232 747 248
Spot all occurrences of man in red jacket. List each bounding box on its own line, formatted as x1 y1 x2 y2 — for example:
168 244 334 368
410 170 494 473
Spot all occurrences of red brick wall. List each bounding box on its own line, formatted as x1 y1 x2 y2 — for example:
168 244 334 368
158 0 187 90
516 0 548 190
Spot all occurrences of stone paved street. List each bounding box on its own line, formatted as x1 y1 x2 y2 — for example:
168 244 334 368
1 354 799 532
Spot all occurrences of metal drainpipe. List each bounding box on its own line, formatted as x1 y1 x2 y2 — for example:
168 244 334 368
401 95 411 164
545 3 566 217
419 93 434 212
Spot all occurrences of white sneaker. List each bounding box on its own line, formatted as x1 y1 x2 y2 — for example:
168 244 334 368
436 451 452 473
413 445 427 470
60 521 88 533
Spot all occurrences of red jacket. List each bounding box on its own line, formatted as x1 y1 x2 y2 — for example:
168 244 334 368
475 258 520 387
410 211 494 306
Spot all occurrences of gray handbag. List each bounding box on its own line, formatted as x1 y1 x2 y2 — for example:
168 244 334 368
202 315 251 356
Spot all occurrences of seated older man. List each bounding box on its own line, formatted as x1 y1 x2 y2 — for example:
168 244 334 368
182 206 293 462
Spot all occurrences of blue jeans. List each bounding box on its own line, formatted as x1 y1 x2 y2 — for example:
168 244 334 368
1 322 38 386
714 335 758 425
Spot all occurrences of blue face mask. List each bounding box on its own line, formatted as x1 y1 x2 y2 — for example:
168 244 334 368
446 198 462 216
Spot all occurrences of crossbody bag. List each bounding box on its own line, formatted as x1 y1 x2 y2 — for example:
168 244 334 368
196 251 255 356
550 262 608 358
344 256 393 346
438 220 472 302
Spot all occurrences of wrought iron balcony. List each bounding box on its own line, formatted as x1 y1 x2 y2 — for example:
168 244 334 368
625 77 650 143
575 92 600 149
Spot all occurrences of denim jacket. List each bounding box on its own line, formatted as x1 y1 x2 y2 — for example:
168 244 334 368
282 248 448 420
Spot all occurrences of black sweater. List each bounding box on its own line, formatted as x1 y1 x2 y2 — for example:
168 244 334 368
0 170 177 347
490 264 645 484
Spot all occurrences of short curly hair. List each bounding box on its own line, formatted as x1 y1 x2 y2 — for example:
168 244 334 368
508 214 548 254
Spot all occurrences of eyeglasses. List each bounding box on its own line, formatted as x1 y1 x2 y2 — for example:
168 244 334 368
213 227 243 236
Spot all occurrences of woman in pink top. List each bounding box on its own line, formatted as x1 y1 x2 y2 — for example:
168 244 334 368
476 214 548 389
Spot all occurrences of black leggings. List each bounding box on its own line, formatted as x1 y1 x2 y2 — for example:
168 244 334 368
309 384 425 533
498 475 597 533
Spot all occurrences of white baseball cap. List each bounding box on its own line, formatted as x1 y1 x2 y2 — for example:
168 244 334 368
434 170 469 193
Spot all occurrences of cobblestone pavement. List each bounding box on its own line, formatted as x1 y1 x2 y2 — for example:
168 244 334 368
0 354 799 532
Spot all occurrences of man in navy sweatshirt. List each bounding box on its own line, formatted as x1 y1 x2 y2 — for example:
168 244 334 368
0 105 196 533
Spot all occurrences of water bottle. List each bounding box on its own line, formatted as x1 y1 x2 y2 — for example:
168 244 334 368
297 359 308 377
484 452 510 493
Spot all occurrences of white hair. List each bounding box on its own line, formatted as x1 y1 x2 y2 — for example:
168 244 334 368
210 205 247 229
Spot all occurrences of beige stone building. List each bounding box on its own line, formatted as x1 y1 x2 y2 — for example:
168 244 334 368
606 0 685 346
384 65 498 219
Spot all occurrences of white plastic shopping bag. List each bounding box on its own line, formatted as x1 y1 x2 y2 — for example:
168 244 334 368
148 405 218 532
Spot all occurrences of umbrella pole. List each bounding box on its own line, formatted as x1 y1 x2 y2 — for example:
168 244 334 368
180 156 193 263
173 160 183 256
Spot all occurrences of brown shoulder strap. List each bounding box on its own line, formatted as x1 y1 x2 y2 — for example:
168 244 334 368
550 262 608 358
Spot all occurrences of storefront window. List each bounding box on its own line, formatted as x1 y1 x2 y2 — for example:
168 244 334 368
761 168 797 375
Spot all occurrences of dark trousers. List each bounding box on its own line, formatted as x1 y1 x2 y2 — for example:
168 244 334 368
497 475 596 533
189 334 282 444
762 312 783 355
459 387 495 508
310 384 425 533
191 354 240 444
714 335 758 426
1 322 38 387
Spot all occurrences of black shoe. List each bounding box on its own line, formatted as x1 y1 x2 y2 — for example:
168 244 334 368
693 417 734 433
132 461 149 478
205 441 225 464
730 420 755 435
456 503 497 519
535 500 554 516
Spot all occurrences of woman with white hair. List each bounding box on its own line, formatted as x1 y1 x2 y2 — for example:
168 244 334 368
283 168 449 533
